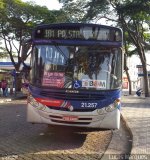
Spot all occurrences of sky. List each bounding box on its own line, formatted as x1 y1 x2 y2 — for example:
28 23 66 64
22 0 62 10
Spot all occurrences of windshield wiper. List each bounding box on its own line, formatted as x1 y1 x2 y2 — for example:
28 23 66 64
51 41 68 61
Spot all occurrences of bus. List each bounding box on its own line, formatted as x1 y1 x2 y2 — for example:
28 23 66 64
25 23 123 129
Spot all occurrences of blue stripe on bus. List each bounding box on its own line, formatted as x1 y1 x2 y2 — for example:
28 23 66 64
29 86 121 110
33 39 122 47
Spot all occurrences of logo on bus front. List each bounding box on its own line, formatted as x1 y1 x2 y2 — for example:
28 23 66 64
82 79 106 89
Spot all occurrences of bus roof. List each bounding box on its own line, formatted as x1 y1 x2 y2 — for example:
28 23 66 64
35 23 122 31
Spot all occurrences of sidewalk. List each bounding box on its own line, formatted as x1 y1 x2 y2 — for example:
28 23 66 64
103 95 150 160
121 95 150 159
0 91 27 103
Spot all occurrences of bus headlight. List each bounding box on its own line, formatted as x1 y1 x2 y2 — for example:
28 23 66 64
97 108 106 115
38 103 46 111
97 102 118 115
28 95 46 111
28 95 38 106
105 104 116 112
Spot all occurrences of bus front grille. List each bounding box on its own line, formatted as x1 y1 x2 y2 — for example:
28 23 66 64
47 106 96 112
51 119 91 125
40 91 105 100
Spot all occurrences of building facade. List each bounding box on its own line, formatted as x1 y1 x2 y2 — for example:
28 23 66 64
123 54 150 94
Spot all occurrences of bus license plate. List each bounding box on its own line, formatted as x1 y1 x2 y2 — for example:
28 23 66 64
63 116 78 121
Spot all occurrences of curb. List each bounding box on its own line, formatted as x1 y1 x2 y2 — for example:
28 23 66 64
120 113 133 156
101 114 133 160
12 95 27 100
0 95 27 103
0 98 12 103
120 114 133 142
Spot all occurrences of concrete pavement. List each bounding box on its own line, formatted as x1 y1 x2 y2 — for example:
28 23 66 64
121 95 150 159
102 95 150 160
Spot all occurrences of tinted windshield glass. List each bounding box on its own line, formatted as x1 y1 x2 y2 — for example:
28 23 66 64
30 45 122 90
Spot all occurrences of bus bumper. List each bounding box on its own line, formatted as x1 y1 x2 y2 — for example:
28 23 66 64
27 103 120 129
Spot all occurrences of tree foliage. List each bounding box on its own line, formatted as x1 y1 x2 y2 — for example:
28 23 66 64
59 0 109 22
0 0 69 70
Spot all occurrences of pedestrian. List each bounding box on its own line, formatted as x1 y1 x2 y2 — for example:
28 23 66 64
1 79 8 97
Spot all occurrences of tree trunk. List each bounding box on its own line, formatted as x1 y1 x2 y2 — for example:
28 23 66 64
138 49 149 97
126 69 132 95
141 60 149 97
124 53 132 95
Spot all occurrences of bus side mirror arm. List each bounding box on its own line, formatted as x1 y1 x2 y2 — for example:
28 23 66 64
19 62 31 72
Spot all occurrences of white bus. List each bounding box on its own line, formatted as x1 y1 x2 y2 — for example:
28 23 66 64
25 23 123 129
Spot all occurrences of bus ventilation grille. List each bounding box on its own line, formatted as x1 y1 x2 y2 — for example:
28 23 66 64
40 91 105 101
47 106 96 112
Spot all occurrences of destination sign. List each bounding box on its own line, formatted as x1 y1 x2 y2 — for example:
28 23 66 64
45 29 81 39
35 26 122 41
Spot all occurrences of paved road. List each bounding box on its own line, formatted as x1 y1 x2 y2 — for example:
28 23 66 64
0 100 112 160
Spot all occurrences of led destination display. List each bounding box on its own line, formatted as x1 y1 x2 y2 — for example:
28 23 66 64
35 25 122 41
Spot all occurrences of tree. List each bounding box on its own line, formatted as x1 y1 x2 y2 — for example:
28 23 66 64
115 0 150 97
0 0 69 71
59 0 109 22
60 0 150 97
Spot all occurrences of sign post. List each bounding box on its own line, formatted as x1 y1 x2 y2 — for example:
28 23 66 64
11 70 16 97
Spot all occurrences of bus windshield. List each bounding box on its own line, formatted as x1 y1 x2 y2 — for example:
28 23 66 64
30 44 122 90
